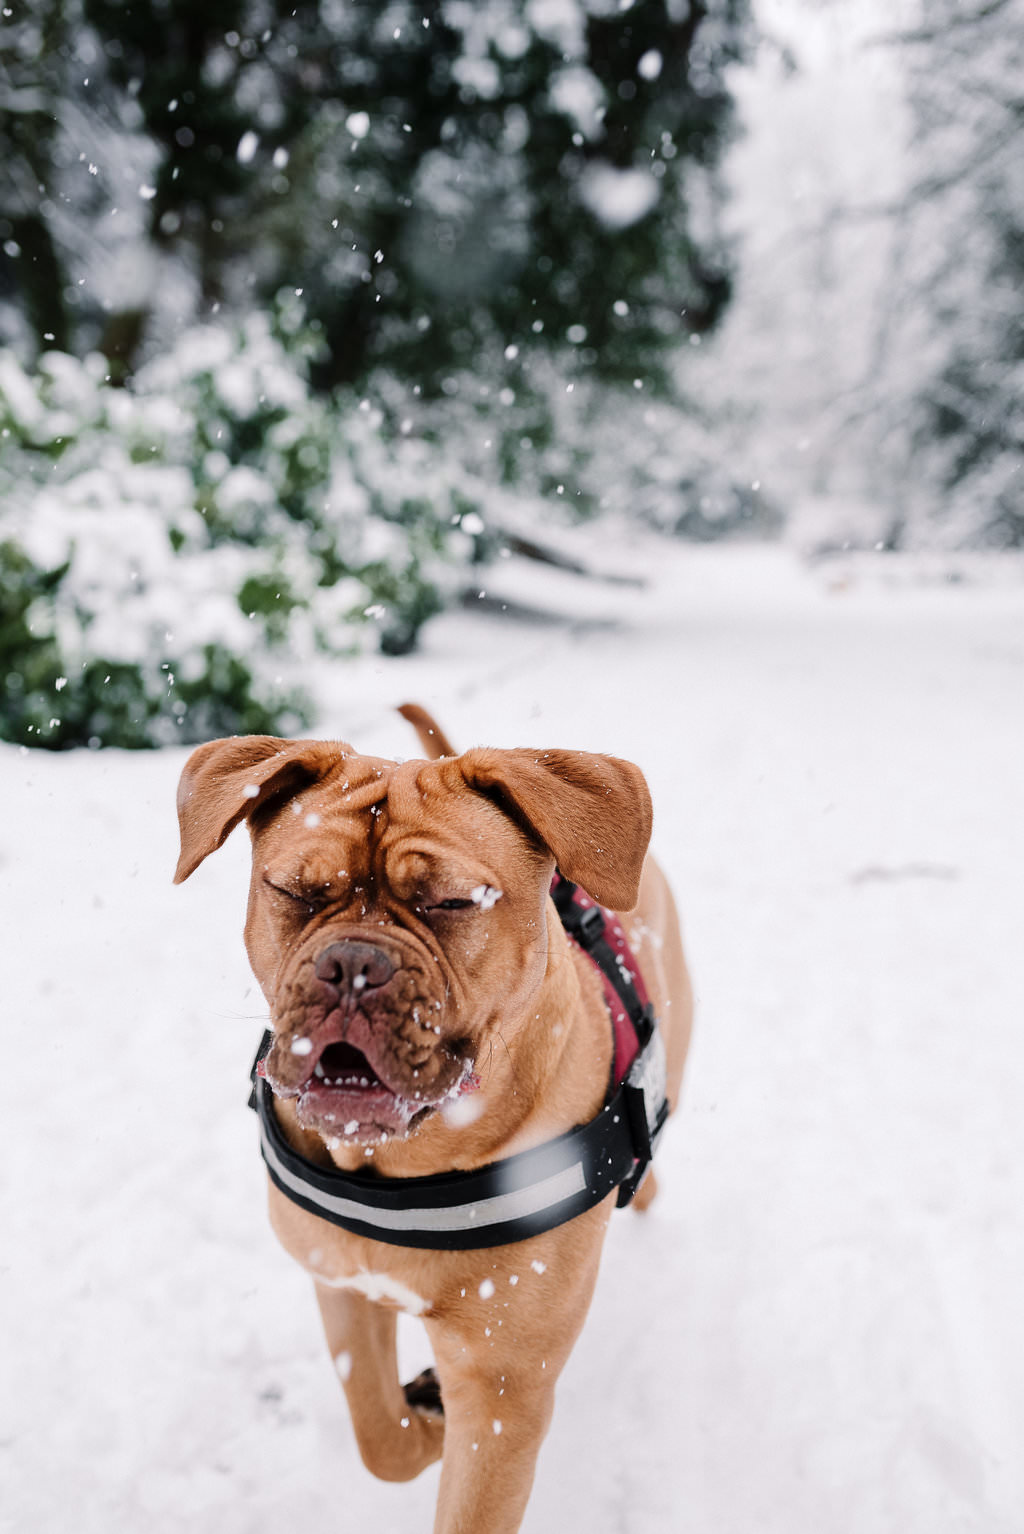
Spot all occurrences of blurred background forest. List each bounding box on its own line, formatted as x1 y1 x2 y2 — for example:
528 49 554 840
2 0 1021 749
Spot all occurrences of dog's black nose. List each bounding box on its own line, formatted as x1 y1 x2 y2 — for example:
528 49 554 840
314 941 395 995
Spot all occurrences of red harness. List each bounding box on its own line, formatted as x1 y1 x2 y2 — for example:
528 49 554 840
552 876 650 1087
551 883 646 1086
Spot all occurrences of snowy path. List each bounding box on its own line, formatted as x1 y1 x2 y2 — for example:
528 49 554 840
3 544 1022 1534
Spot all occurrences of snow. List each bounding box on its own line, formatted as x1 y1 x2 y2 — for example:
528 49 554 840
314 1272 431 1317
637 49 663 81
3 540 1023 1532
578 162 661 230
548 65 607 141
526 0 586 59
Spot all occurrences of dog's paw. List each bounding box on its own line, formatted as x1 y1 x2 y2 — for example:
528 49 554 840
403 1366 443 1416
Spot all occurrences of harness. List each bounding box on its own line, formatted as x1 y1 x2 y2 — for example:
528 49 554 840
248 876 669 1251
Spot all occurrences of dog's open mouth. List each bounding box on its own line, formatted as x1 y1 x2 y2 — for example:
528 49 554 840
262 1030 481 1145
310 1040 386 1091
293 1040 424 1142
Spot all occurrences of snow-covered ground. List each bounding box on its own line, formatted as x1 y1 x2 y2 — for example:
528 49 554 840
3 541 1023 1534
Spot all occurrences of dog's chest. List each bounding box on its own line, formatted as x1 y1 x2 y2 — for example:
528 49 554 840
268 1182 439 1313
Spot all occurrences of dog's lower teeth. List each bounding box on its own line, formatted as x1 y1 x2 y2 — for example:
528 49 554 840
312 1067 378 1091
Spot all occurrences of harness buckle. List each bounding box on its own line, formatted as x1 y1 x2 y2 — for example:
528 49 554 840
573 902 606 948
248 1029 273 1113
616 1005 669 1207
550 877 605 949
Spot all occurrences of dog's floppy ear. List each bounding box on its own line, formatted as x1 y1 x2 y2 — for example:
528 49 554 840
459 747 652 911
174 735 349 884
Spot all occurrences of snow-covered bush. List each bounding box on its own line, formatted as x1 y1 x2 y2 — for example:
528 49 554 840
0 316 479 748
360 349 780 540
1 301 764 751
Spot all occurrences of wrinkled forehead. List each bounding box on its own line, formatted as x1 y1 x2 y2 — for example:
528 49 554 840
254 750 392 833
381 758 527 866
252 753 535 876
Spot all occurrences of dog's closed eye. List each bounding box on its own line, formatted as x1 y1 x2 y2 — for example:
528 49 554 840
420 884 503 916
265 878 329 912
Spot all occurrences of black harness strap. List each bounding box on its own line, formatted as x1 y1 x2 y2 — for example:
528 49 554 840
550 877 649 1030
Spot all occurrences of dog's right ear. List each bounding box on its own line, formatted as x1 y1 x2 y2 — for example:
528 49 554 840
173 735 349 883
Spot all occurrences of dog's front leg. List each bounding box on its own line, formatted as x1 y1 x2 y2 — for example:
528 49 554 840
425 1220 609 1534
314 1283 444 1482
426 1329 558 1534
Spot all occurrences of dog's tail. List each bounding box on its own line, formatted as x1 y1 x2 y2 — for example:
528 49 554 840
398 703 457 760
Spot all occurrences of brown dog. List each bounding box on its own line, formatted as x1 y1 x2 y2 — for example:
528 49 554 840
174 706 692 1534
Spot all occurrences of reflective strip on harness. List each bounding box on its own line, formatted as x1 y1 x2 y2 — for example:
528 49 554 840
258 1101 589 1238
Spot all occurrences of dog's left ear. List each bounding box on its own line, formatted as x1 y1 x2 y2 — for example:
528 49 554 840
459 747 652 911
174 735 349 883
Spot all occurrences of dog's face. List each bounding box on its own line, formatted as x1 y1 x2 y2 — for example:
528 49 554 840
242 755 553 1142
175 733 652 1146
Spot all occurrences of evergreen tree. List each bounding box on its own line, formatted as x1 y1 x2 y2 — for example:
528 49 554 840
80 0 751 393
2 0 757 753
0 0 72 352
898 0 1024 546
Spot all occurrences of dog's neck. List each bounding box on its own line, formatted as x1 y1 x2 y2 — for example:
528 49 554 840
276 903 613 1182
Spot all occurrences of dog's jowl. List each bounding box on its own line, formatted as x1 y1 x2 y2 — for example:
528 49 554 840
174 707 693 1534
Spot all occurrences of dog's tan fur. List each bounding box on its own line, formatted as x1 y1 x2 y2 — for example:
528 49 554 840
175 708 692 1534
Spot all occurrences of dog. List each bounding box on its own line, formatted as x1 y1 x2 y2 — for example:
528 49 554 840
174 704 692 1533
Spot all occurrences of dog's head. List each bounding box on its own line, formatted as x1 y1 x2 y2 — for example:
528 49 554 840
175 733 651 1145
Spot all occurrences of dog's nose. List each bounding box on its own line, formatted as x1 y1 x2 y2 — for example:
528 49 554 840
314 941 395 995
